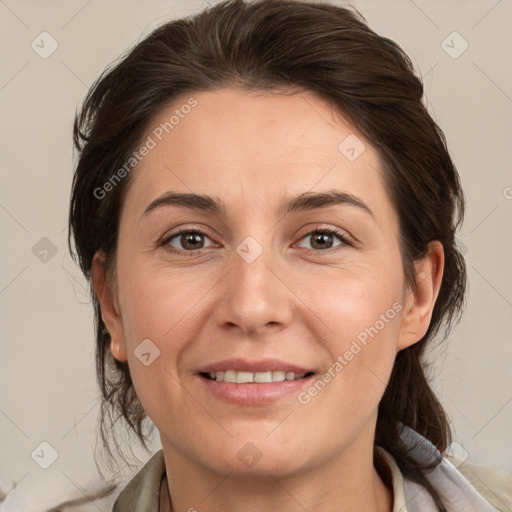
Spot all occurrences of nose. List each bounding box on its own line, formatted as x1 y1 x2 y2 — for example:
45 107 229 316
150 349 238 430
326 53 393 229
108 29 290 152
213 237 294 337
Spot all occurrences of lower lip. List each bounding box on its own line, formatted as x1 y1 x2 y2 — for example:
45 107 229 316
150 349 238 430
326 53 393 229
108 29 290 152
198 374 314 405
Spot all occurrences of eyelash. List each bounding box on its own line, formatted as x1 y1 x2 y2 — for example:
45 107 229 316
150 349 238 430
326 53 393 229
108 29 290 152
160 226 352 256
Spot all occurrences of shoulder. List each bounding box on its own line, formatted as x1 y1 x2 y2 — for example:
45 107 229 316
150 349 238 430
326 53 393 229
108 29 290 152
378 426 512 512
112 450 166 512
449 456 512 512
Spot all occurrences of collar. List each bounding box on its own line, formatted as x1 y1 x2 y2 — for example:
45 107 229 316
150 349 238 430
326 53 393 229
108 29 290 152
389 425 499 512
112 450 166 512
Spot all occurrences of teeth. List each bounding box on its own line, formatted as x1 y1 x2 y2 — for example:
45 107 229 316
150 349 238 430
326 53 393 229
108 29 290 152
236 371 254 383
272 370 286 382
208 370 307 383
224 370 237 383
255 371 272 383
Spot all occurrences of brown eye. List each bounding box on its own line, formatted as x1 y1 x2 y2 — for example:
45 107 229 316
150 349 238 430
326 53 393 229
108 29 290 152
297 228 351 251
162 229 215 253
178 232 205 250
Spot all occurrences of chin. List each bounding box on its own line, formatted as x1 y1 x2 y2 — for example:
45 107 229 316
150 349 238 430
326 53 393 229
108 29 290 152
204 434 314 479
216 453 310 480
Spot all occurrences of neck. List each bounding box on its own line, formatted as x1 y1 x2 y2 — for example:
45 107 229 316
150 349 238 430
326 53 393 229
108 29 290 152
159 425 393 512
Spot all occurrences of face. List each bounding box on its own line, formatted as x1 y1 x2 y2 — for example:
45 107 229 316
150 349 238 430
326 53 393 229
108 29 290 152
95 87 440 478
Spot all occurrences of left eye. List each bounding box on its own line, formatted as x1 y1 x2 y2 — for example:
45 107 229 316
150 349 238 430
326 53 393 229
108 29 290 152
297 228 350 251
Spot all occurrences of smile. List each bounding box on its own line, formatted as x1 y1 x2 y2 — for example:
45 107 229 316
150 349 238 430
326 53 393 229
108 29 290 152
202 370 313 383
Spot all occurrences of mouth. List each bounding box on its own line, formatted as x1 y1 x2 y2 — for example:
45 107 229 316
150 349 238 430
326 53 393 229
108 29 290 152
200 370 315 383
196 360 317 405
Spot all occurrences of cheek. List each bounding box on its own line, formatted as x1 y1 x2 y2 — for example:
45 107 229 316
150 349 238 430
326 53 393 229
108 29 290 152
297 257 404 347
115 280 196 432
116 261 200 346
295 261 403 412
112 262 193 392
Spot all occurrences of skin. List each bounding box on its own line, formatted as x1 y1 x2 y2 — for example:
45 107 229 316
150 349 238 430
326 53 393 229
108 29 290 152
92 87 444 512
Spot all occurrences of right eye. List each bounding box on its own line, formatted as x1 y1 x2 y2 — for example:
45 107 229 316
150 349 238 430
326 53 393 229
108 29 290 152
161 228 217 254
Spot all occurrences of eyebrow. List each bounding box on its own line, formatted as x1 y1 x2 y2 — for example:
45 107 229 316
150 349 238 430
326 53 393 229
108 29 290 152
141 190 374 219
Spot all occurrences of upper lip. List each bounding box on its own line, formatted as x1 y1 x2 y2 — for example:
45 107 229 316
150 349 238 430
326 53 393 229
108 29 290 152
197 358 315 374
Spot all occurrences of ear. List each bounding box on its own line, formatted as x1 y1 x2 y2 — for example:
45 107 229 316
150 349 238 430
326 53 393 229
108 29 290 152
397 241 444 351
91 252 127 362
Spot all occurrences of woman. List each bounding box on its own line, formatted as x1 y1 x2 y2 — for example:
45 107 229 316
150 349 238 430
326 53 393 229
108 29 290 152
67 0 511 511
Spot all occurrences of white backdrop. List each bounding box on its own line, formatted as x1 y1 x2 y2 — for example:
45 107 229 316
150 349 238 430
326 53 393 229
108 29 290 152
1 1 511 510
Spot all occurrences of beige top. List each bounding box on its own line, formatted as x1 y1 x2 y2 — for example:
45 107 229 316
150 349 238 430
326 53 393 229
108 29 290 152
376 446 409 512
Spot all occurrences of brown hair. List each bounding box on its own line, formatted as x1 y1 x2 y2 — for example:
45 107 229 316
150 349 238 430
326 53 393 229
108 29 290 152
68 0 466 506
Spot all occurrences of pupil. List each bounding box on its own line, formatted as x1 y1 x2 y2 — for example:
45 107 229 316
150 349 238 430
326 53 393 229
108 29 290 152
312 232 332 249
183 233 203 250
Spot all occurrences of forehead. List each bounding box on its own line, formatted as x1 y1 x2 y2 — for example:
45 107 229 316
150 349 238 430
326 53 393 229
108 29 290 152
144 88 362 168
123 87 394 223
